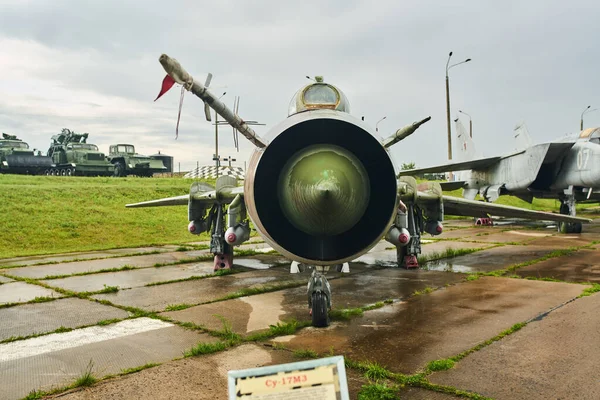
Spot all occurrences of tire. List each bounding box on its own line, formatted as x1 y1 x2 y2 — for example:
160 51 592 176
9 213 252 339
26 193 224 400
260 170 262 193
573 223 583 234
113 162 125 177
311 291 330 327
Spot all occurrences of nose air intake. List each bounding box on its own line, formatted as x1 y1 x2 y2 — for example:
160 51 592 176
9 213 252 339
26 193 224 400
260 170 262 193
249 116 397 264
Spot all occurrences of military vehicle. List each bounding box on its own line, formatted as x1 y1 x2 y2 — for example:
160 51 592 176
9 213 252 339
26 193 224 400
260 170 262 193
127 54 590 327
108 144 167 177
46 129 114 176
0 133 53 175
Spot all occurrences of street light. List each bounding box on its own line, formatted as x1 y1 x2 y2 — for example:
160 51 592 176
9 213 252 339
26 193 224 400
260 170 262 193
459 110 473 138
580 105 598 131
446 51 471 160
376 116 386 132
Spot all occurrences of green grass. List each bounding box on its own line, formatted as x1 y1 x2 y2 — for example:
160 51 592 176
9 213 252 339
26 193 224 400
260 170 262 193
165 303 194 311
426 358 455 372
120 363 161 375
184 341 230 356
418 247 484 265
579 283 600 297
0 175 214 258
293 348 319 359
357 382 400 400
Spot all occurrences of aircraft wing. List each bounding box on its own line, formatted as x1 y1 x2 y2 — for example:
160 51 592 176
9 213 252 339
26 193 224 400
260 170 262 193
398 155 502 176
442 195 592 224
126 177 244 208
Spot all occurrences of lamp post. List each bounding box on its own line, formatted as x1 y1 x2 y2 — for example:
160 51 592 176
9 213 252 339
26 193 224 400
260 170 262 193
376 116 386 132
581 105 597 131
459 110 472 138
446 52 471 160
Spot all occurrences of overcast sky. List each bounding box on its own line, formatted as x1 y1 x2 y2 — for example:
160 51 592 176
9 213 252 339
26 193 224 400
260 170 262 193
1 0 599 172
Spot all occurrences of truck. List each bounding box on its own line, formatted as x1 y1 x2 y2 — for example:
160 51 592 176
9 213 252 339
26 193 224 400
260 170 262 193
46 129 114 176
0 133 53 175
108 144 167 177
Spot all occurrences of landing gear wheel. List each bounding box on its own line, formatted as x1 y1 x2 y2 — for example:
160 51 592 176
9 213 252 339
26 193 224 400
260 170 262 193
113 162 125 177
573 222 583 234
311 291 330 327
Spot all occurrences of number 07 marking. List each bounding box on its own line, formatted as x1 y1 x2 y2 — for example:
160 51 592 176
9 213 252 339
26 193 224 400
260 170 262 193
577 148 590 170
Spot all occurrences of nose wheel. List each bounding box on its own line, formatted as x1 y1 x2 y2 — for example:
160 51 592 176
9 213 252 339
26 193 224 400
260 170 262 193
307 267 332 327
311 291 330 327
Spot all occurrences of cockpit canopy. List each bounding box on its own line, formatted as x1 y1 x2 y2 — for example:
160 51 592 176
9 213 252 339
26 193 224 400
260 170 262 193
580 127 600 144
288 77 350 116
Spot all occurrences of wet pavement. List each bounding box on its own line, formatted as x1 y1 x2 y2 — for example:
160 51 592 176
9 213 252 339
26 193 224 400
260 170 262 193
273 277 584 374
430 290 600 399
1 220 600 399
516 248 600 283
423 244 561 274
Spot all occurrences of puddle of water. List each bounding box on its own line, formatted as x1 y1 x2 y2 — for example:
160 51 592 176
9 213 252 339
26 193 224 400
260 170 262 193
422 261 476 273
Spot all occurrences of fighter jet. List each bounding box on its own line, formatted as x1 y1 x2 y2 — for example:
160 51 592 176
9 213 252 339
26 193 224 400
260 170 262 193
127 54 590 327
400 121 600 233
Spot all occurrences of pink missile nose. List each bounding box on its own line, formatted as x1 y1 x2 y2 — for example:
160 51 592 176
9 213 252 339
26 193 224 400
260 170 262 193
399 233 410 244
436 224 443 233
188 222 196 233
226 233 237 243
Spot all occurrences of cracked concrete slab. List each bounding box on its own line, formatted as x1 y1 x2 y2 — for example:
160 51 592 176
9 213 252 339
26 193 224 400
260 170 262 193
0 297 130 341
0 282 63 305
0 318 214 400
0 275 14 283
272 277 583 375
430 293 600 400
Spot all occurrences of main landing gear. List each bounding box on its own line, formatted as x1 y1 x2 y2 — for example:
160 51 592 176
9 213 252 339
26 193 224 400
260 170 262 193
558 191 582 234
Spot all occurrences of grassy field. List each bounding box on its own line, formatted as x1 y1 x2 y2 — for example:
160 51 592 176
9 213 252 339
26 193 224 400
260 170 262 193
0 175 209 259
1 175 597 259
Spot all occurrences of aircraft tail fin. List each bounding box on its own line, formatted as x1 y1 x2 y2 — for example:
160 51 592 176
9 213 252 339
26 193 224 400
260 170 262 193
513 121 533 151
455 118 479 161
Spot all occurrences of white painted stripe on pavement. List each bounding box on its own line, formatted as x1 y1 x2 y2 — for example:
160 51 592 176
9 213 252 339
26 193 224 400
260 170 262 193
0 317 173 362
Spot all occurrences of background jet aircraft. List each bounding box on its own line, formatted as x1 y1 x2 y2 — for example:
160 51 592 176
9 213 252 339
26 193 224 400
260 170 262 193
127 54 590 327
400 122 600 233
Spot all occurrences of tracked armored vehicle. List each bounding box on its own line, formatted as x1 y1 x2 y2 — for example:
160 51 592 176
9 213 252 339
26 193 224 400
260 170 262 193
46 129 114 176
0 133 53 174
108 144 167 177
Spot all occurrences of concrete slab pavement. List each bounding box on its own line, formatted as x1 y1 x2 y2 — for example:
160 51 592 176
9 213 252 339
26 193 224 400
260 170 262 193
430 292 600 400
0 318 215 400
0 281 63 305
273 277 584 375
0 298 130 341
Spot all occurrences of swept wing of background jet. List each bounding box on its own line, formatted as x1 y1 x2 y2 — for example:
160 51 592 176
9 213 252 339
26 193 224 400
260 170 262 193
126 54 591 327
399 125 600 233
